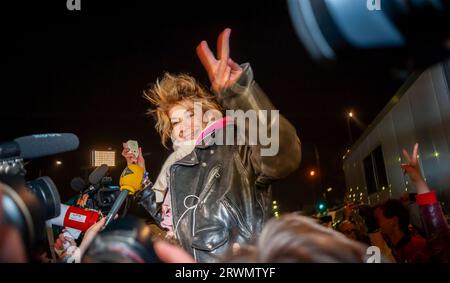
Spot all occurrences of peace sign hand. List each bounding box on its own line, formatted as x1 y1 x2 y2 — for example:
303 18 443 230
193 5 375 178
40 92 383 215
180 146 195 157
401 143 424 184
196 28 243 95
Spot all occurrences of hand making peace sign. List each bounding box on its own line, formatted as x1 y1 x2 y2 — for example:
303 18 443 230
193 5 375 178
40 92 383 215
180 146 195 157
196 28 243 94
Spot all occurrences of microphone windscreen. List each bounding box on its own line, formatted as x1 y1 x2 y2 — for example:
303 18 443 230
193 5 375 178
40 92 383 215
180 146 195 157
89 164 109 185
14 133 79 159
70 177 87 192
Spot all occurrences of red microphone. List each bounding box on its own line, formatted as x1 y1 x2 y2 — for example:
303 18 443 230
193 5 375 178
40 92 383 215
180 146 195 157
48 204 100 233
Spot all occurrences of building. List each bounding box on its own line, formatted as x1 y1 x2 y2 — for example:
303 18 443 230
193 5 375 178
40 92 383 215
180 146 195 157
343 61 450 212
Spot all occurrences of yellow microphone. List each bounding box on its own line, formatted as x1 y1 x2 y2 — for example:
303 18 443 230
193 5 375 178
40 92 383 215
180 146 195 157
119 164 144 195
104 164 144 227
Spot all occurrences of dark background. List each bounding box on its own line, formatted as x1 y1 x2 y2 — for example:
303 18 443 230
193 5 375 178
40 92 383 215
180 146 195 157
0 0 405 212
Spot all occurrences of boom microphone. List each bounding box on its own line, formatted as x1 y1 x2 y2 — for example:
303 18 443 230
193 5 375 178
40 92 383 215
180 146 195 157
0 133 80 160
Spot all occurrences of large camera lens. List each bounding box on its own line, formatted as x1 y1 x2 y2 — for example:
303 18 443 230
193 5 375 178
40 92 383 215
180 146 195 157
287 0 450 68
0 176 61 251
26 177 61 220
84 216 160 263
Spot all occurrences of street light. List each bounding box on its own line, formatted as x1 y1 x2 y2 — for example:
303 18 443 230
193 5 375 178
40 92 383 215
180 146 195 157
346 110 354 144
56 160 62 166
309 170 316 177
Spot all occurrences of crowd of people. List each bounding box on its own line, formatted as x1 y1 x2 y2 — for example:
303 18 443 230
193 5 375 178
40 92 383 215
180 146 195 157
1 28 449 264
334 144 450 263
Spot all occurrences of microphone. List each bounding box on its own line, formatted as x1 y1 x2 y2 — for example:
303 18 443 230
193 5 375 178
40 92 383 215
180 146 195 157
0 133 79 160
48 204 101 239
70 177 87 193
80 164 109 195
104 164 144 228
88 164 108 185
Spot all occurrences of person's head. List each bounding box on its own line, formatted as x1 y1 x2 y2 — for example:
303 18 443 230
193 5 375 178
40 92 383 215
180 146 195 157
374 199 410 236
144 73 222 147
400 192 410 208
225 214 369 263
338 220 358 241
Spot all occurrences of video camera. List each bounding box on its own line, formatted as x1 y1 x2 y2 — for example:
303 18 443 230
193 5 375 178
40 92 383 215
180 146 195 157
70 164 121 214
0 133 79 255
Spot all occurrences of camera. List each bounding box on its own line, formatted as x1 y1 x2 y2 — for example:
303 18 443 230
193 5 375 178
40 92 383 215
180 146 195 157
70 165 121 214
83 215 161 263
0 133 79 254
288 0 450 69
95 185 121 213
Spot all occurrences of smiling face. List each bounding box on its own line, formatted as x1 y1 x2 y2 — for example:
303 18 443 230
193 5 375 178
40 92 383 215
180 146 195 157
144 72 222 147
169 100 207 143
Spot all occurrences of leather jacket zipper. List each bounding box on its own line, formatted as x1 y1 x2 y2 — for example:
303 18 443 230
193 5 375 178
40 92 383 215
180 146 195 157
198 165 222 202
221 197 252 239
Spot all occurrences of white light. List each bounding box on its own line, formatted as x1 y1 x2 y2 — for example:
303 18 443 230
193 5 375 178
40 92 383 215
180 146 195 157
91 150 116 167
56 160 62 165
434 152 440 158
398 157 401 162
405 187 408 191
327 187 333 192
350 188 352 192
382 186 385 191
272 201 277 205
360 193 363 196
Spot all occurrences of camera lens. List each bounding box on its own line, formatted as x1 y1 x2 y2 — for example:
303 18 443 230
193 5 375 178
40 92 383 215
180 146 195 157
84 216 160 263
1 176 61 251
26 176 61 220
287 0 449 67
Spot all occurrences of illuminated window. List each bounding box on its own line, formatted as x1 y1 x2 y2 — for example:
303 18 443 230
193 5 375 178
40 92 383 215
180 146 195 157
91 150 116 167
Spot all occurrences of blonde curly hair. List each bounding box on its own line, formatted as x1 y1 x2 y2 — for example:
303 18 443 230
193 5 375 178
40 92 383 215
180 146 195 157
143 73 222 147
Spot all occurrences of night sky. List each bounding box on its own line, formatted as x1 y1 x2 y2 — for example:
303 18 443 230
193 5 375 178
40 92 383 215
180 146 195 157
1 1 405 212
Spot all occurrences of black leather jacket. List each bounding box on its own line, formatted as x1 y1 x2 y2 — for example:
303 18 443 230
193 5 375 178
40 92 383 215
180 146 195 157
137 64 301 262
